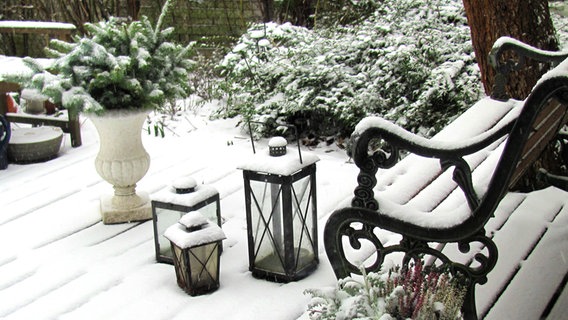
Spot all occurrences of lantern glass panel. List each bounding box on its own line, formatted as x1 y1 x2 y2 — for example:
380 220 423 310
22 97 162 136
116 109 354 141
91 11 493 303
250 180 286 274
291 175 316 270
248 173 316 276
173 244 188 288
188 242 220 288
156 207 182 257
153 195 220 264
198 201 220 226
171 241 221 295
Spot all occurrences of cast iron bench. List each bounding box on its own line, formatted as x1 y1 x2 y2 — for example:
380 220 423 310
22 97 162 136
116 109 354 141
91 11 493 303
324 37 568 319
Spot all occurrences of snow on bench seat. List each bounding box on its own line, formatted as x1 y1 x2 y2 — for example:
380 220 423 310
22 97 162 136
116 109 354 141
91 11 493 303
478 187 568 319
365 97 522 228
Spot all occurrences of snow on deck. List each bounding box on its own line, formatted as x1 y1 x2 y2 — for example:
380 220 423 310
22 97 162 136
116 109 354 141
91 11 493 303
0 102 566 320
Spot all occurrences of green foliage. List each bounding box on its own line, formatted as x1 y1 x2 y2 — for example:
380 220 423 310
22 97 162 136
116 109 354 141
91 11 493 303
305 261 467 320
216 0 482 139
14 0 196 115
313 0 382 27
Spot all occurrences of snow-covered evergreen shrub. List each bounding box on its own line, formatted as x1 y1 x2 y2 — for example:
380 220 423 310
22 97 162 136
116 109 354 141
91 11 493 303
13 0 195 115
217 0 482 138
305 261 466 320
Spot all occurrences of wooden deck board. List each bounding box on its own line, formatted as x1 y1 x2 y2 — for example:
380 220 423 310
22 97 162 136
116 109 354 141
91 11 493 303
353 179 567 319
547 279 568 320
484 196 568 319
477 187 567 318
0 115 567 319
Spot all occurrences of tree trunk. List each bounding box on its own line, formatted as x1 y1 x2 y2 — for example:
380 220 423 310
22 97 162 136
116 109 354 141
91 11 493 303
462 0 558 100
462 0 563 191
276 0 316 27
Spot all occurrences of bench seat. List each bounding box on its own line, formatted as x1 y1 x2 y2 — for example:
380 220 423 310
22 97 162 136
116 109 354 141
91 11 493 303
368 97 521 228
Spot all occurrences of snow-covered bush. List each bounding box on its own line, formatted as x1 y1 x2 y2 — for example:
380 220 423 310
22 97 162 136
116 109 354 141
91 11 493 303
11 0 196 115
217 0 482 138
305 261 466 320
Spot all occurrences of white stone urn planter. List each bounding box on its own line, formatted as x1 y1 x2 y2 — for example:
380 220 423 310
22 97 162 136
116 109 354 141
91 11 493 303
90 111 152 224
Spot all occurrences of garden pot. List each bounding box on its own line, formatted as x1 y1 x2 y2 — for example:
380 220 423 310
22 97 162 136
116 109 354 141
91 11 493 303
90 110 152 224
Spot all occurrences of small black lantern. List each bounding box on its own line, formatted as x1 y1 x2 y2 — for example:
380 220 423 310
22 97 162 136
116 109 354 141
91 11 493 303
152 177 221 264
238 136 319 282
164 211 225 296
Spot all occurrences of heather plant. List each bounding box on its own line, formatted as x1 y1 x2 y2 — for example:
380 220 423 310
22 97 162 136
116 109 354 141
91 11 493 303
305 260 467 320
216 0 482 140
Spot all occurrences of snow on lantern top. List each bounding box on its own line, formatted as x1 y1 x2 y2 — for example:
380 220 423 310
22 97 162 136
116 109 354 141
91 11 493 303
152 179 218 207
164 211 226 249
238 140 319 176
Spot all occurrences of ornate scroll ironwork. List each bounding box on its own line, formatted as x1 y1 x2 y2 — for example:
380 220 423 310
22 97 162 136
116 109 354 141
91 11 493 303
325 207 498 320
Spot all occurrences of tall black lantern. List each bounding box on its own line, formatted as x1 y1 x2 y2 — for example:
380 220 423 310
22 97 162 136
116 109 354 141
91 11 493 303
164 211 225 296
238 136 319 282
151 177 221 264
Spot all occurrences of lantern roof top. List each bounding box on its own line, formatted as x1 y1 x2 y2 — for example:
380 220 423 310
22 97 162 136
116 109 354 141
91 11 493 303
237 148 319 176
151 184 218 206
164 218 226 249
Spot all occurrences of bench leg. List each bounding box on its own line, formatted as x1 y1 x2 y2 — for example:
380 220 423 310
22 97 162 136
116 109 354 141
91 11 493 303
68 111 82 148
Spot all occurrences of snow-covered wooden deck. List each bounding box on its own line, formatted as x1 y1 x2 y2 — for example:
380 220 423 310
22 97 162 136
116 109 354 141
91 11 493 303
0 110 567 319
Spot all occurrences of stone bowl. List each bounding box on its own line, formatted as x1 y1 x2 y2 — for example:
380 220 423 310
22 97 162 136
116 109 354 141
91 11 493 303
8 126 63 163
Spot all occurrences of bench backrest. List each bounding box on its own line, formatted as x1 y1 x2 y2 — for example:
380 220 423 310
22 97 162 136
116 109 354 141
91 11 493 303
478 65 568 228
510 95 568 186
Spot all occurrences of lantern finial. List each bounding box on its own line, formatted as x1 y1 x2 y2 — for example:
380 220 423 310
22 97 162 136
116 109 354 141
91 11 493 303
173 177 197 194
179 211 209 232
268 136 287 157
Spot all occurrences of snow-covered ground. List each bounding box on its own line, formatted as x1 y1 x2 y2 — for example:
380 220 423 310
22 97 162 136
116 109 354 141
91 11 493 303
0 103 362 320
1 98 567 319
1 5 568 319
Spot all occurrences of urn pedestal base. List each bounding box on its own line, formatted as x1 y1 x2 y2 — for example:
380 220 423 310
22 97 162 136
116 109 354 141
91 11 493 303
101 191 152 224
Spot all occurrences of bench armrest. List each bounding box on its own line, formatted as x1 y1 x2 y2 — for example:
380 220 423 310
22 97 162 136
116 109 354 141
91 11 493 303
349 106 520 211
351 108 519 170
490 36 568 100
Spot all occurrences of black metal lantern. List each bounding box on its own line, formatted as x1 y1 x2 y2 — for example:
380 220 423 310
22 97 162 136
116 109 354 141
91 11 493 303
151 177 221 264
238 136 319 282
164 211 225 296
